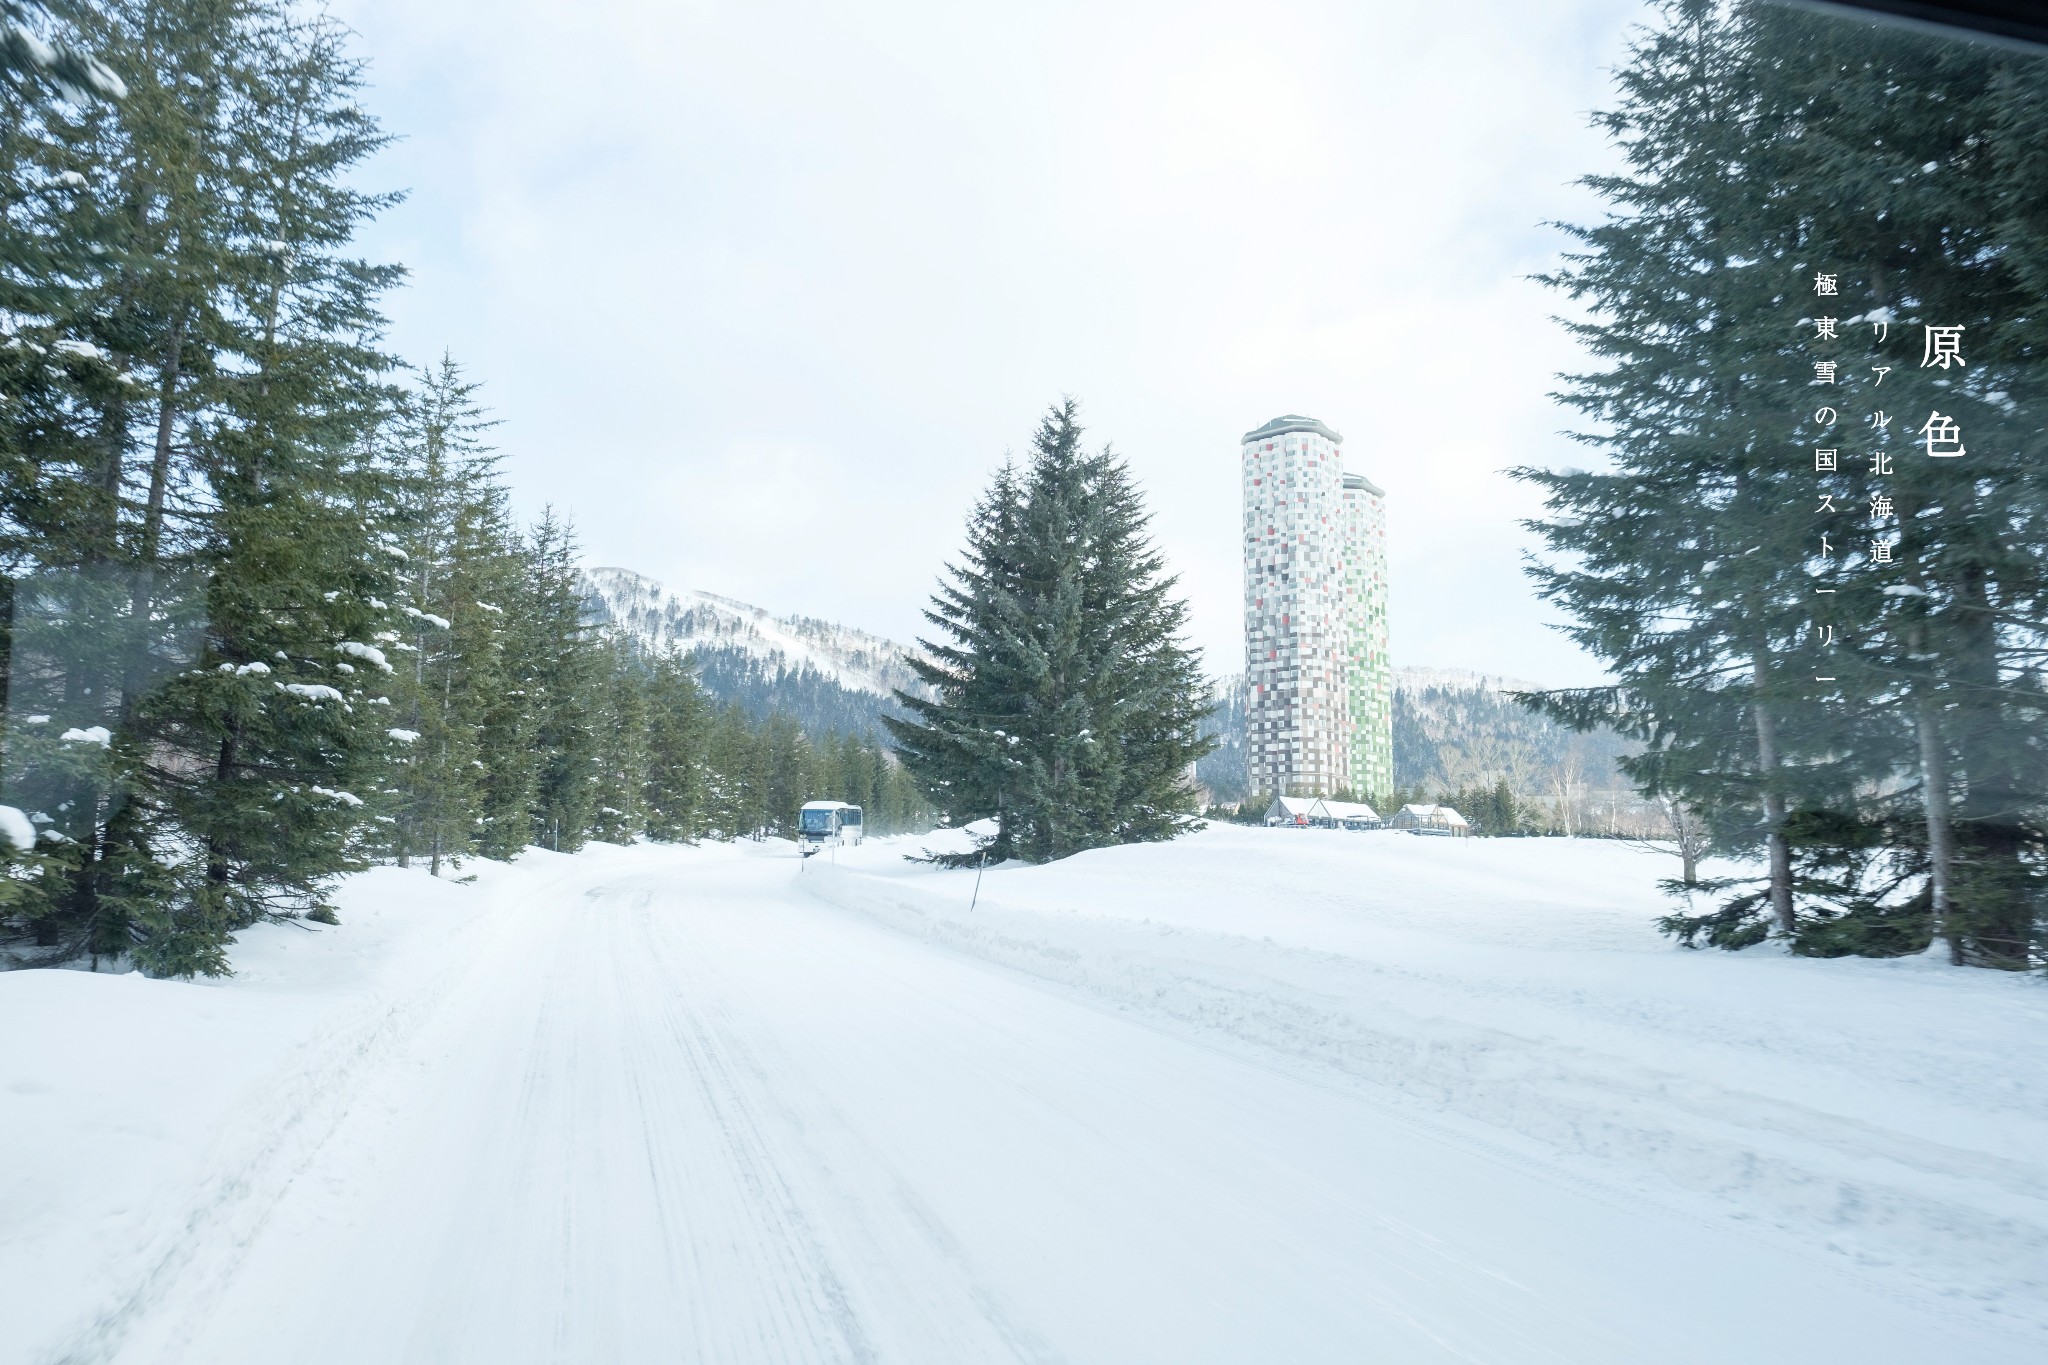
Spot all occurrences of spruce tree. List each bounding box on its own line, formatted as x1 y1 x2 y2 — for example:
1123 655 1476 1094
137 5 401 969
3 1 402 972
519 510 601 851
640 650 706 841
0 0 242 964
760 712 810 838
1521 0 2048 965
1518 0 1859 943
588 636 649 844
1751 6 2048 966
381 355 511 874
704 700 764 839
889 400 1211 863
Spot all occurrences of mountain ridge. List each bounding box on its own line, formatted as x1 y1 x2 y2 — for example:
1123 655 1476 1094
582 570 1633 809
581 567 930 738
582 567 926 698
587 569 1559 710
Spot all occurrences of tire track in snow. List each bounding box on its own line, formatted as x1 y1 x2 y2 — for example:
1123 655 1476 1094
623 888 880 1364
37 859 594 1365
623 867 1065 1364
52 841 2041 1364
799 859 2048 1341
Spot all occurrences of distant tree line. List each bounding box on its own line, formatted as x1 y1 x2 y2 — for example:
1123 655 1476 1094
1520 0 2048 968
0 1 926 976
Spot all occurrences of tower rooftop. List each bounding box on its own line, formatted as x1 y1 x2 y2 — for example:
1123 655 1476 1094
1242 414 1343 446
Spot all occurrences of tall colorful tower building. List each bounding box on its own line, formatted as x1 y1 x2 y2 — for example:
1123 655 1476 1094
1240 415 1392 800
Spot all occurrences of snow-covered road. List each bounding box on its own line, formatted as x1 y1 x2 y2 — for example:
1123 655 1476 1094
13 837 2043 1364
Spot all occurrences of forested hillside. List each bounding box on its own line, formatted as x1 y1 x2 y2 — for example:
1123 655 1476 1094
581 568 924 738
1394 670 1637 806
1199 669 1653 833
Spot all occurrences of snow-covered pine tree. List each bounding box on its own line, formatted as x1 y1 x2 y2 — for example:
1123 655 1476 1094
466 512 541 861
2 2 403 972
0 0 243 964
449 530 531 860
759 712 811 838
469 624 540 859
884 461 1025 858
1 1 125 101
700 700 763 839
381 355 512 874
889 400 1211 864
831 729 872 811
136 8 402 970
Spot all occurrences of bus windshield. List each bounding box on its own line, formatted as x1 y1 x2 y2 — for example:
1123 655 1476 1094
799 809 836 834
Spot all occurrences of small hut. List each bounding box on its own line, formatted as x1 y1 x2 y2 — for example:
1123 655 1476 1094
1265 796 1382 829
1390 803 1469 836
1264 794 1319 827
1317 799 1381 830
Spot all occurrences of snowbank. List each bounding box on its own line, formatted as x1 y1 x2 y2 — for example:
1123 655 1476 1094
806 825 2048 1324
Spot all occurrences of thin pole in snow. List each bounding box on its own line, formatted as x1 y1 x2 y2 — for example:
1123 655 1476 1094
970 850 986 911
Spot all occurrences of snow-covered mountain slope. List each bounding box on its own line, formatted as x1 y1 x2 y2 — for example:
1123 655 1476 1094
583 567 925 699
580 573 1624 801
1393 665 1546 695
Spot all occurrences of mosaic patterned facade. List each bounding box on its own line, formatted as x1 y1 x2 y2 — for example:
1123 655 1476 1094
1241 415 1392 800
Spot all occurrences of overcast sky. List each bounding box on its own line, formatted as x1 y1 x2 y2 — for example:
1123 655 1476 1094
329 0 1646 687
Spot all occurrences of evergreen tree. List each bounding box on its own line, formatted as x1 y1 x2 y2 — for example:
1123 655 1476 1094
1520 0 2048 965
699 700 760 839
139 5 401 969
0 0 243 965
381 355 510 874
640 650 706 841
1753 6 2048 966
2 1 402 973
2 1 938 973
458 519 533 863
588 636 649 844
519 510 601 852
1517 0 1859 942
889 400 1211 863
760 712 810 838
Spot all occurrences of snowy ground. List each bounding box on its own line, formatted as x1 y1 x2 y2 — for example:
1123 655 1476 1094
3 827 2044 1364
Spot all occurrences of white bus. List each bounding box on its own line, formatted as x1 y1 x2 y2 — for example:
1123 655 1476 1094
797 801 864 856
